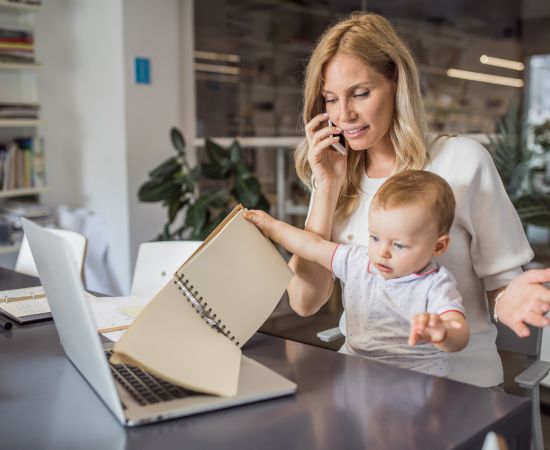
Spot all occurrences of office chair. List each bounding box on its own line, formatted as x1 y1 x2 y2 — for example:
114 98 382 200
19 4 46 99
482 431 508 450
317 322 550 450
15 228 87 279
130 240 202 297
495 321 550 450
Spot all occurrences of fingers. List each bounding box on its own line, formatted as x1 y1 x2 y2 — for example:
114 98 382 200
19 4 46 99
408 331 420 346
409 313 435 345
304 112 329 141
408 327 425 346
522 311 550 328
509 321 531 338
305 113 343 155
427 313 441 328
515 268 550 285
530 298 550 315
532 285 550 303
243 210 262 224
412 313 431 329
243 210 272 232
412 313 439 329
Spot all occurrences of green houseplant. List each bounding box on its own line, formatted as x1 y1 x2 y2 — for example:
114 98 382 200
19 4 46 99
487 102 550 228
138 128 270 240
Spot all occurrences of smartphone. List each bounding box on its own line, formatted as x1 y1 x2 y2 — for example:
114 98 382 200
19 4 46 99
328 119 347 155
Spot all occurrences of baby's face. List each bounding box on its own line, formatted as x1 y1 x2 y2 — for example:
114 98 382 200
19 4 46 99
367 204 446 280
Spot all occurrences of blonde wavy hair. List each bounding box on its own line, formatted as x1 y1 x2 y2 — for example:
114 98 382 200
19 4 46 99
295 12 428 218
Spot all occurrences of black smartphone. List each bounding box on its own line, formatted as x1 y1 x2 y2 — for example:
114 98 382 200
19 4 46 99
328 119 347 155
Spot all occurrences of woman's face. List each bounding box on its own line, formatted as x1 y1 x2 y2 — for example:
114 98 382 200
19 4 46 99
322 53 395 153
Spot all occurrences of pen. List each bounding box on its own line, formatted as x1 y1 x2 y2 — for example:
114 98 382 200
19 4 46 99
0 315 13 330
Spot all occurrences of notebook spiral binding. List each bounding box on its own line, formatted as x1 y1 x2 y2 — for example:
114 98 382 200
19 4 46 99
173 273 240 347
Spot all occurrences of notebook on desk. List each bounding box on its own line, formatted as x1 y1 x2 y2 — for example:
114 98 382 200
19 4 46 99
0 286 51 323
21 213 296 427
111 204 294 396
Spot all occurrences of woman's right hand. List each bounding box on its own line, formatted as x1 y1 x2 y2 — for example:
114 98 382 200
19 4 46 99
305 113 347 191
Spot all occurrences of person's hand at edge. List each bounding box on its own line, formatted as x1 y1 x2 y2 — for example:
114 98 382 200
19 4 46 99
495 268 550 338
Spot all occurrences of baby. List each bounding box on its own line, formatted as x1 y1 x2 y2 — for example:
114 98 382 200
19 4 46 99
245 170 469 378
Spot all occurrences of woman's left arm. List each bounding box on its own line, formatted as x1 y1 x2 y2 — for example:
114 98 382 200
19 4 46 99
443 137 534 334
490 269 550 337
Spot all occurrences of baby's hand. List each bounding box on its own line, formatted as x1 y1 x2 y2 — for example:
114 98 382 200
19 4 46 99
408 313 462 346
244 210 275 237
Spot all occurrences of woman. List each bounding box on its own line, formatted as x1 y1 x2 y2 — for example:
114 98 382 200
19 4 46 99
288 11 537 388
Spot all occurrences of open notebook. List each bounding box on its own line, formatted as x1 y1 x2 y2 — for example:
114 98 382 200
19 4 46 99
111 205 294 396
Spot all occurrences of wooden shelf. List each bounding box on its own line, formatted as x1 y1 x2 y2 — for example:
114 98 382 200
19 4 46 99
0 243 19 254
0 119 41 127
194 136 301 148
0 62 42 71
0 1 40 12
0 186 47 198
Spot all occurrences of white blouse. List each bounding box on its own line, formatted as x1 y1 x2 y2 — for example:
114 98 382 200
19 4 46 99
317 135 534 387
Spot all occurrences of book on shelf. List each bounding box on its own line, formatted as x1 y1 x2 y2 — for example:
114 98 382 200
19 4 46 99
0 26 34 63
4 0 42 6
0 137 46 190
0 103 40 119
110 204 294 397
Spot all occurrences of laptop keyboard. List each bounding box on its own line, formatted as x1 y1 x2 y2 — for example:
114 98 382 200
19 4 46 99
105 350 192 406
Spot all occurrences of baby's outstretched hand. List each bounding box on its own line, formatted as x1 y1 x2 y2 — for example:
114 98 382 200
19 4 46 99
408 313 462 346
244 210 275 237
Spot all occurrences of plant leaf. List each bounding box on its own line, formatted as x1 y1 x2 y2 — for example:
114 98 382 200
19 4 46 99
138 180 181 202
167 198 182 224
233 177 261 207
195 190 228 209
514 195 550 227
185 202 209 232
229 140 242 164
200 209 230 239
256 194 271 212
170 128 186 155
205 139 228 164
148 157 180 180
201 163 229 179
234 160 251 178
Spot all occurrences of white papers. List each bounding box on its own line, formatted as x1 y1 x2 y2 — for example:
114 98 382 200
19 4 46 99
0 286 47 317
88 295 149 333
0 296 49 317
102 330 127 342
0 287 148 332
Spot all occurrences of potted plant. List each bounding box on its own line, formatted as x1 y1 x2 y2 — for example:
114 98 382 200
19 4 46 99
138 128 270 240
487 101 550 229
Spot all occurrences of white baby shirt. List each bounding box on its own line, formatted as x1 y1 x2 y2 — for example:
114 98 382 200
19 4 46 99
331 244 465 377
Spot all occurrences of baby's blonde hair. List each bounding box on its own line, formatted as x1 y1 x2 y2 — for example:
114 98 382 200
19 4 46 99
372 170 456 235
294 12 428 217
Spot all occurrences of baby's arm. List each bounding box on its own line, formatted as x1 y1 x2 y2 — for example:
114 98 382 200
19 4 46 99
408 312 469 352
245 210 338 271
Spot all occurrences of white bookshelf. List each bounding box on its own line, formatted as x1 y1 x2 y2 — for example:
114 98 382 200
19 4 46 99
0 1 45 257
0 1 39 13
0 119 42 127
0 61 42 71
0 186 47 198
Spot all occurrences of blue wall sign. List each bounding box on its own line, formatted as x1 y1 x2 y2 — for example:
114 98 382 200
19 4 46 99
135 57 151 85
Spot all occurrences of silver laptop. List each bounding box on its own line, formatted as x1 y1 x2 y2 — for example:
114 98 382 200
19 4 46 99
22 218 296 426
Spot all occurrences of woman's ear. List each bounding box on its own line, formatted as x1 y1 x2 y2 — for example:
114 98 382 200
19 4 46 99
433 235 450 257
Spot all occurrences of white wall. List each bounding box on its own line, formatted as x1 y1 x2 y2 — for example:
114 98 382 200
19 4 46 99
122 0 182 270
34 0 195 294
36 1 130 293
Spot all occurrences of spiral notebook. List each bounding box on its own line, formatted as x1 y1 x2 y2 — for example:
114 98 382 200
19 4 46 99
110 205 294 397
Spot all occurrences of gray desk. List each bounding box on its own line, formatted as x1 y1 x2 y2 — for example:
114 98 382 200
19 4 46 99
0 267 530 450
